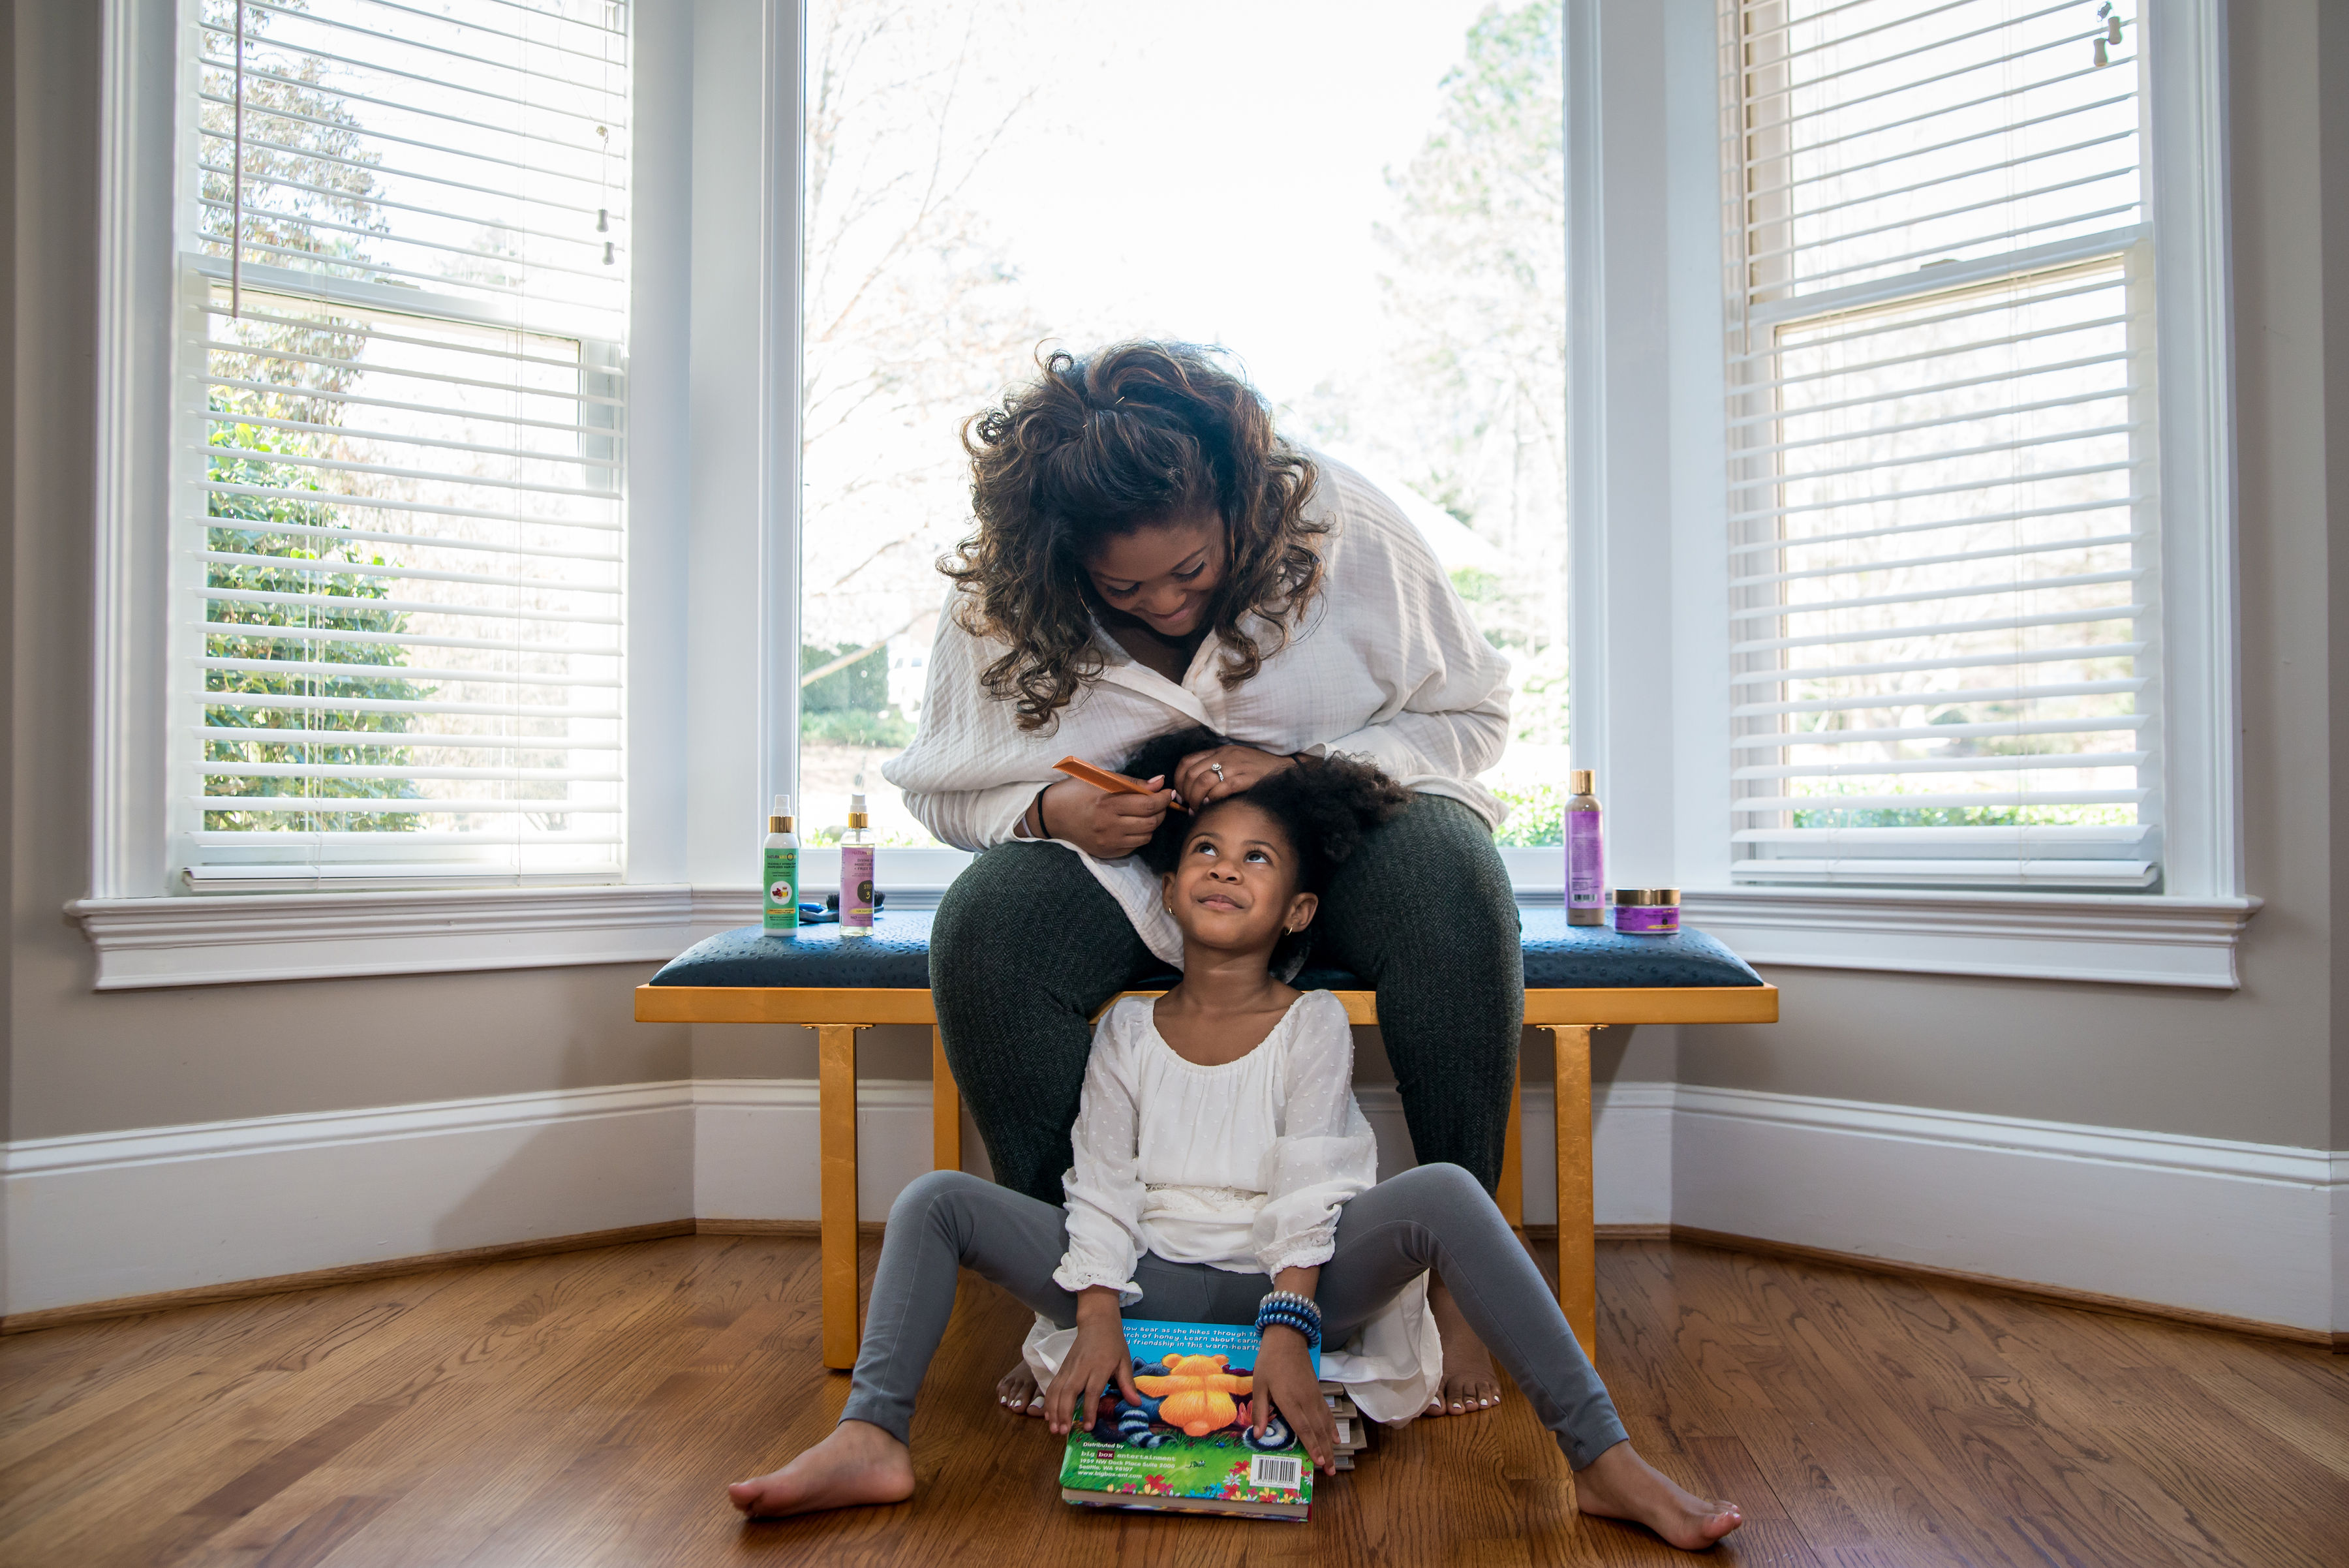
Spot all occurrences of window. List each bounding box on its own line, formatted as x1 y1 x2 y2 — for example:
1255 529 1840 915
797 0 1568 852
1721 0 2160 889
172 0 631 891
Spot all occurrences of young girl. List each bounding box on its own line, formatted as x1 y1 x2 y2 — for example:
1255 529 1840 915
727 744 1743 1550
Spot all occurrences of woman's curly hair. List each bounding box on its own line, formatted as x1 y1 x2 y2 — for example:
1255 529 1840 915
1122 728 1410 899
943 342 1329 731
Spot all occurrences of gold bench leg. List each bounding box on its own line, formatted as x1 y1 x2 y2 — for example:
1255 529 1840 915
820 1023 861 1371
1550 1024 1597 1364
1498 1071 1525 1227
932 1026 960 1173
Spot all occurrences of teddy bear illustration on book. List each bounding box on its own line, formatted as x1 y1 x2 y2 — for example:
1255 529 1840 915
1132 1354 1254 1437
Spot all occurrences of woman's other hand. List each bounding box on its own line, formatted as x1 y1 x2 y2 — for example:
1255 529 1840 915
1034 775 1174 859
1251 1323 1338 1473
1043 1288 1142 1436
1173 745 1300 809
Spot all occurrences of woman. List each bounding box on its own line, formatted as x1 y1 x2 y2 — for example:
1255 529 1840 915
884 341 1522 1416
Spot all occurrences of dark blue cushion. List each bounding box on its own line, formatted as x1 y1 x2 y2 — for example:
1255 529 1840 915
647 905 1762 991
650 912 944 988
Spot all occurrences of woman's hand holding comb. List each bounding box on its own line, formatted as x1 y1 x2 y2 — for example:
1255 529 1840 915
1025 773 1176 859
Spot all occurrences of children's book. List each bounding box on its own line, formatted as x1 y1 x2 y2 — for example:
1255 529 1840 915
1058 1319 1321 1521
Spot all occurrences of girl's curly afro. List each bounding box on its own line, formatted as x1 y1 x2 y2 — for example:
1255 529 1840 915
1121 727 1411 897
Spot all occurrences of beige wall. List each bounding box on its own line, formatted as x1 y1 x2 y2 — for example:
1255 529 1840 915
4 1 2341 1157
2320 0 2349 1155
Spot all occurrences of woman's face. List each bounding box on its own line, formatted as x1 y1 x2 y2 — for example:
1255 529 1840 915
1161 799 1316 953
1082 508 1226 639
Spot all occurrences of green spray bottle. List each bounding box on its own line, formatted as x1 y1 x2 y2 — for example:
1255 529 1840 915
762 794 799 932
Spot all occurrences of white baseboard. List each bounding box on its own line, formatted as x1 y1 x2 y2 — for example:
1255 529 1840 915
1672 1085 2341 1335
1 1083 696 1315
6 1076 2341 1336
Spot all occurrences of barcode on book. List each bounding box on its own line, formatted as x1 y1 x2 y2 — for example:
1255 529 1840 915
1248 1454 1302 1490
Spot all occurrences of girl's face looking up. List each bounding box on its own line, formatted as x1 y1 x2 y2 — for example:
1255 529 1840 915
1161 799 1317 955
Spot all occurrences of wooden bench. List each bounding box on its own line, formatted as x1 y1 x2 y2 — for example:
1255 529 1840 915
636 908 1775 1371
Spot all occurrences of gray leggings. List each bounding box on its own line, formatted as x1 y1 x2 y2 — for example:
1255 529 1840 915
838 1162 1628 1470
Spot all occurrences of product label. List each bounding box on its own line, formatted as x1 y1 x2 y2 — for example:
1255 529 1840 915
840 845 875 928
1567 812 1605 908
762 847 799 930
1614 905 1678 935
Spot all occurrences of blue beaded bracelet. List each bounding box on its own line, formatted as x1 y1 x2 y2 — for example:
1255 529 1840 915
1257 1310 1320 1348
1255 1293 1323 1349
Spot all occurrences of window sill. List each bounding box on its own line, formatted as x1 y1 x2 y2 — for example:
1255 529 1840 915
66 849 980 991
69 885 703 991
1680 887 2263 990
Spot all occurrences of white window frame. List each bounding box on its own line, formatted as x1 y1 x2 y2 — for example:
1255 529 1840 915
1565 0 2256 988
95 0 2234 989
78 0 716 985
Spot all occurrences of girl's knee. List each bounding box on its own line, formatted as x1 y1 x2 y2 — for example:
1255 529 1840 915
889 1169 985 1225
1402 1161 1488 1204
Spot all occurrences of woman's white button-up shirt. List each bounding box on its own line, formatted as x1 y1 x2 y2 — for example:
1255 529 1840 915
881 455 1514 965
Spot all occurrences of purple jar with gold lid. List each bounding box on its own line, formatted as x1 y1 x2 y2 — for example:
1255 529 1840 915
1611 889 1680 935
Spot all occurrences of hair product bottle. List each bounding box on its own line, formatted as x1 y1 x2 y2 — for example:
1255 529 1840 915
761 794 799 933
840 793 876 936
1566 769 1605 927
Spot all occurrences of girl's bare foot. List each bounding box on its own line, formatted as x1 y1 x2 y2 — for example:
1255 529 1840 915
1572 1441 1742 1551
1423 1276 1503 1415
995 1359 1045 1416
727 1419 915 1519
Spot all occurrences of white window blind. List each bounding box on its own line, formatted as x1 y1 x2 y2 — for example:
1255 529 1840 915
172 0 630 891
1720 0 2159 889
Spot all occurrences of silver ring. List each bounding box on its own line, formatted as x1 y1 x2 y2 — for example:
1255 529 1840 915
1210 763 1225 781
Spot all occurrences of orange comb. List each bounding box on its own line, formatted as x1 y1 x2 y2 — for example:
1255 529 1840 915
1053 756 1188 811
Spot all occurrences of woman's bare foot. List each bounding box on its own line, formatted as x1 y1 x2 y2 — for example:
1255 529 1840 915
1572 1441 1742 1550
1423 1276 1503 1415
727 1419 915 1519
995 1359 1045 1416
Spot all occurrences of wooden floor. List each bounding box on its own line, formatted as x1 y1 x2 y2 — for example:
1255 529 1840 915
2 1234 2344 1567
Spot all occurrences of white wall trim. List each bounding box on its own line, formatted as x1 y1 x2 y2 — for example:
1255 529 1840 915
3 1082 698 1317
1674 1084 2331 1187
3 1081 698 1176
89 0 177 900
12 1073 2338 1333
68 885 700 989
66 877 2255 990
2143 0 2243 900
64 846 986 989
1682 886 2263 989
1673 1084 2342 1335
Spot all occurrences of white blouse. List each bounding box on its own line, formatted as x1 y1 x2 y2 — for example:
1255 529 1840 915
1029 988 1441 1424
1054 989 1375 1298
880 454 1513 966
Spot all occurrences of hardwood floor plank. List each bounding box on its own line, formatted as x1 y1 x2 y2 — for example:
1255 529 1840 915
1952 1298 2349 1568
250 1494 396 1568
186 1402 405 1518
2187 1366 2349 1483
1788 1261 2212 1567
3 1232 2339 1567
1683 1434 1822 1567
1659 1246 2096 1568
1598 1244 1972 1567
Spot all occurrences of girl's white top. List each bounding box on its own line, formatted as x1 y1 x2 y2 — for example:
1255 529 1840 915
880 454 1512 967
1024 989 1441 1424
